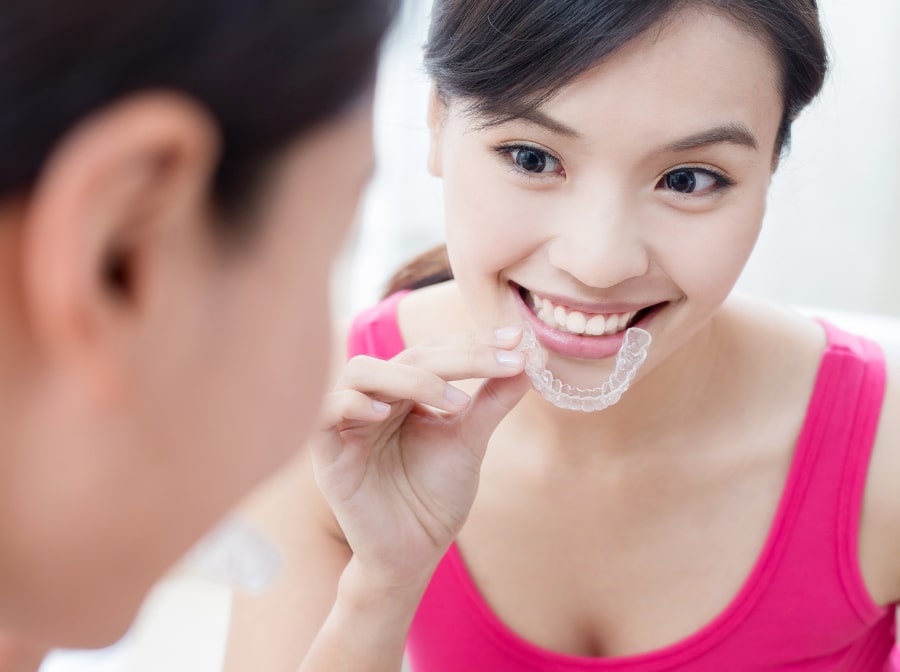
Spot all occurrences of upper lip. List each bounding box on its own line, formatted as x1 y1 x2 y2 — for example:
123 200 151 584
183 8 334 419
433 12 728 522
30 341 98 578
514 283 661 315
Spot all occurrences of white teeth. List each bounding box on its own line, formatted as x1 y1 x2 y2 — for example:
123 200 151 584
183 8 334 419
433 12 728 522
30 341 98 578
553 305 567 326
566 311 586 334
585 315 606 335
528 291 638 336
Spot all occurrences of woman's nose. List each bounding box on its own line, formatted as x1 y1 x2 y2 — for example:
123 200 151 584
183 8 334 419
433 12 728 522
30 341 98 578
547 198 649 289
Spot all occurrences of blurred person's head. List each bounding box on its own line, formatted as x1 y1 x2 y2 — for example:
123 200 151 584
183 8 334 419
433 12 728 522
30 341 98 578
0 0 394 647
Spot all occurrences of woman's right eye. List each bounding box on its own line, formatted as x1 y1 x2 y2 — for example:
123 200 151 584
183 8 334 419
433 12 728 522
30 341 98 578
496 144 564 177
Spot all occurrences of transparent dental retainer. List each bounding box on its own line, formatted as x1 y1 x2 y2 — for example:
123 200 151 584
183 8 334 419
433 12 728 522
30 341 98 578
517 322 652 412
181 516 282 594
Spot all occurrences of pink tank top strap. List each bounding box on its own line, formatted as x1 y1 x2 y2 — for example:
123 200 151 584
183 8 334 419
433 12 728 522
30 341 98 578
799 320 887 622
346 290 409 360
726 318 892 667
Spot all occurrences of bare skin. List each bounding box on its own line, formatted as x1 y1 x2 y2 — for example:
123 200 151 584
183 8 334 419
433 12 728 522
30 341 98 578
0 91 375 656
226 8 900 671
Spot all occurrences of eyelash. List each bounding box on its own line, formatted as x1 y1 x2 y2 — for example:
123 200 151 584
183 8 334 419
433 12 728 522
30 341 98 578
492 143 736 196
658 166 736 197
493 143 563 181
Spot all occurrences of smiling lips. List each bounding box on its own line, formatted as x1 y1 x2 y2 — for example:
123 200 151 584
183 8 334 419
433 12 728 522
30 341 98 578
526 290 639 336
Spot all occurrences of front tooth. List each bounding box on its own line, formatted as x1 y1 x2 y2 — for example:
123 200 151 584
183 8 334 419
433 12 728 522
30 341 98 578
566 311 586 334
585 315 606 335
604 314 620 334
553 305 567 328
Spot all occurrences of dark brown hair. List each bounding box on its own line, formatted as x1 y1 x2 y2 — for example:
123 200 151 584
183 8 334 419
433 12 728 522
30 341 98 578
384 0 827 297
0 0 397 225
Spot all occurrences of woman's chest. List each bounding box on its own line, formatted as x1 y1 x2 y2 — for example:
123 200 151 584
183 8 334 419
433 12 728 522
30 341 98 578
455 436 794 659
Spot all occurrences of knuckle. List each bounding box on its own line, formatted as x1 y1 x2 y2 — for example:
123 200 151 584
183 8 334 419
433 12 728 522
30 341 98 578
468 342 489 363
345 354 377 370
341 356 382 388
395 347 424 368
412 366 442 391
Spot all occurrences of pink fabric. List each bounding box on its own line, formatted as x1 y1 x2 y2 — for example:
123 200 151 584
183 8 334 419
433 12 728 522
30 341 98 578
347 296 898 671
346 290 409 361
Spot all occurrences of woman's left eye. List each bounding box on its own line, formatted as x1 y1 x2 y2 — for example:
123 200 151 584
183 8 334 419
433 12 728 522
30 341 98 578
658 168 732 196
496 144 563 177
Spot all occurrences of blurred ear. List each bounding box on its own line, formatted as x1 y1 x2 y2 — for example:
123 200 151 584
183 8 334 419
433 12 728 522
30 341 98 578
20 92 220 402
426 85 447 178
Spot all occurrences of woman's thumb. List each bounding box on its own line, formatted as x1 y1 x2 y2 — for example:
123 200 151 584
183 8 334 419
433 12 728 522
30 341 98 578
456 374 532 454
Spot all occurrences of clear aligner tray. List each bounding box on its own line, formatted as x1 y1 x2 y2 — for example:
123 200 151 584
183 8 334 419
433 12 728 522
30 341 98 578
517 322 651 412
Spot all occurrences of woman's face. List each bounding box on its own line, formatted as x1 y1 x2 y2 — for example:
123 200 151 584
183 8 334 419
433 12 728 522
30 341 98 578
0 100 375 646
431 9 783 389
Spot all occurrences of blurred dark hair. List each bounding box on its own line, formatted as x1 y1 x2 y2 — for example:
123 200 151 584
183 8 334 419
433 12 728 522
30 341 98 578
385 0 826 297
0 0 396 219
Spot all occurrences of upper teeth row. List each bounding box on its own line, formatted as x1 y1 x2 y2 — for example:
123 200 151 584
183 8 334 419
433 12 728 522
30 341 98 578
530 292 637 336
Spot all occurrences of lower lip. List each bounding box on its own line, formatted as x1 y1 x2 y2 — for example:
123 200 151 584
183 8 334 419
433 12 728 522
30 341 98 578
514 290 655 360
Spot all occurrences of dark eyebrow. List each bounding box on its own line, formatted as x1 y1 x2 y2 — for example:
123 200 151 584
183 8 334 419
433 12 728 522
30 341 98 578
663 123 759 153
491 113 757 154
507 109 582 139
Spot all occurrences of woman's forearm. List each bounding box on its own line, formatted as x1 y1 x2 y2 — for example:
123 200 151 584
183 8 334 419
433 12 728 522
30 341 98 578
298 557 434 672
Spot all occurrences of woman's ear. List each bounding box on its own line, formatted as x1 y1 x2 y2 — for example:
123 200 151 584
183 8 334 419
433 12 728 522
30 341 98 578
426 85 447 178
19 92 221 402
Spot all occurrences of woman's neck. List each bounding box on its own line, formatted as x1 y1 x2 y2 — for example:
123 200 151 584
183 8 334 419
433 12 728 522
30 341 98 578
501 307 734 467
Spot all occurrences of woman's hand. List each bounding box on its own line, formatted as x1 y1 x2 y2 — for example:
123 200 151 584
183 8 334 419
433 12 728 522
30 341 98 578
309 326 530 589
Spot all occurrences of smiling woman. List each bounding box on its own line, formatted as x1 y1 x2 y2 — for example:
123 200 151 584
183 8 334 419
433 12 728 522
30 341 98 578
226 2 900 671
349 1 900 319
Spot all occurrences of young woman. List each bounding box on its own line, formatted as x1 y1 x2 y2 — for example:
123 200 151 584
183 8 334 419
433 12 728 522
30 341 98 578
227 1 900 670
0 0 395 663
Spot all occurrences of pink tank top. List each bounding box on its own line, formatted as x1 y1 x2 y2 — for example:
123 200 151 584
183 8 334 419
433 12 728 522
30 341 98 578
347 293 898 671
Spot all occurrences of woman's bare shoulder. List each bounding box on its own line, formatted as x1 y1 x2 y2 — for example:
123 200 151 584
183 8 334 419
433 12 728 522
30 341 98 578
717 294 827 387
857 340 900 603
395 280 476 346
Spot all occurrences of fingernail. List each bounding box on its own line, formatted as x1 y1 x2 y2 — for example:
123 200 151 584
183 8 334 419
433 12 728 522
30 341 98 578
495 350 525 367
372 400 391 414
494 325 523 341
445 385 470 407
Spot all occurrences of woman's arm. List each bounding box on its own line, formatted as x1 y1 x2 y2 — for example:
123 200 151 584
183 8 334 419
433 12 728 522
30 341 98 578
224 449 354 671
225 451 433 672
858 345 900 607
296 557 433 672
225 326 530 671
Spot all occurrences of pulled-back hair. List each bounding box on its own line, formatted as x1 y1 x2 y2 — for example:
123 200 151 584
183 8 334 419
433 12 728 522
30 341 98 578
384 0 827 297
0 0 396 217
